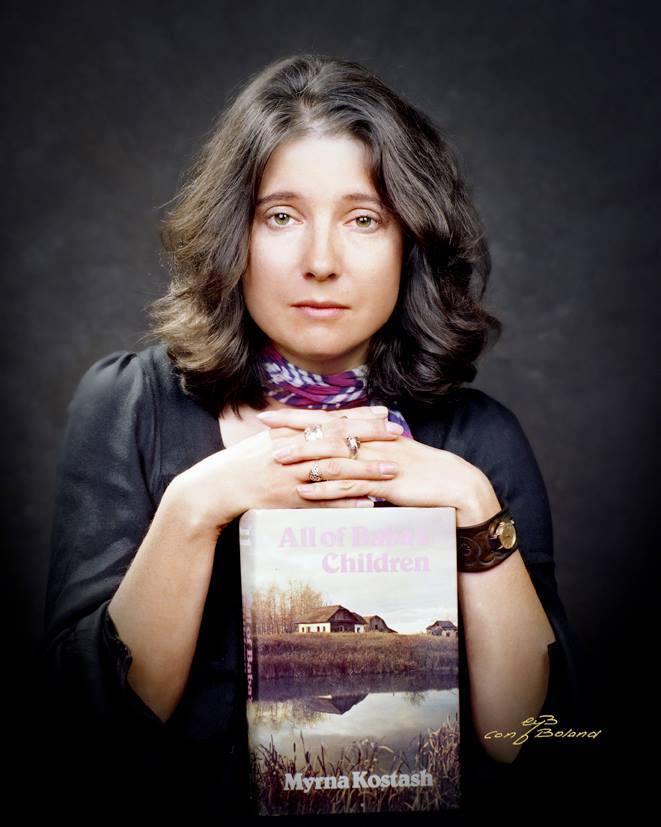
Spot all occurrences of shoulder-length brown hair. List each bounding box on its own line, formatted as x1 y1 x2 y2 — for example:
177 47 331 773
146 53 501 417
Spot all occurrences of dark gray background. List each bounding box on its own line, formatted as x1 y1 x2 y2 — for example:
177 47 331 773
3 0 658 815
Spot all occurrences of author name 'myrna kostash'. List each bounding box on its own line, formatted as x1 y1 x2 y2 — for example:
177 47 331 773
284 770 434 793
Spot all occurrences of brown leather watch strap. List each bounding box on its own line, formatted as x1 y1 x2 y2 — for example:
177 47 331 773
457 507 519 573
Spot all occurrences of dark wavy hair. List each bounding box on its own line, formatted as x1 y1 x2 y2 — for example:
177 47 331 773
146 53 501 417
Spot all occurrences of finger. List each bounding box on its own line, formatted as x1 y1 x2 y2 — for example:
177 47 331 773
332 405 389 418
256 405 389 428
262 425 303 439
271 418 404 464
297 497 375 509
295 480 387 500
300 458 398 481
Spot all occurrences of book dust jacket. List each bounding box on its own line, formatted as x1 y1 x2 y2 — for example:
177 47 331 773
238 506 460 816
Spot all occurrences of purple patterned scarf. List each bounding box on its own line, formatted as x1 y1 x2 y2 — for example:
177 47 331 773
259 342 413 439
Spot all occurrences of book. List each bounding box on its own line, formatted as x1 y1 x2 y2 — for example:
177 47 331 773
238 506 460 816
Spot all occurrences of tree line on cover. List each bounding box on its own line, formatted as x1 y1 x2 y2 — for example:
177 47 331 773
251 580 327 635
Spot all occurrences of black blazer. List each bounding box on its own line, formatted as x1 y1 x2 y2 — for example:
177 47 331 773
40 344 582 819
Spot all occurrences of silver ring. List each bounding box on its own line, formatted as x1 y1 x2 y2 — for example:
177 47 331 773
308 461 324 483
345 434 360 459
304 424 324 441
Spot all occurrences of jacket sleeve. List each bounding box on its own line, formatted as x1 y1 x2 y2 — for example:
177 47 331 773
40 351 166 736
446 390 584 771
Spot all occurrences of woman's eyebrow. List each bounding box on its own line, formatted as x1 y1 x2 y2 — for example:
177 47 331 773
256 191 384 208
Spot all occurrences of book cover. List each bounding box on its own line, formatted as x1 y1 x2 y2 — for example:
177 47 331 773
238 506 460 816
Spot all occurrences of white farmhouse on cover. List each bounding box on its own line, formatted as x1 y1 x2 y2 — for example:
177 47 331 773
296 605 366 633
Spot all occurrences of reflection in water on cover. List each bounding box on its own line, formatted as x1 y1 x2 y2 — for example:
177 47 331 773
248 672 459 769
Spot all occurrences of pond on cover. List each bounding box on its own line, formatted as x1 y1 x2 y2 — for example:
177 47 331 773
247 672 459 769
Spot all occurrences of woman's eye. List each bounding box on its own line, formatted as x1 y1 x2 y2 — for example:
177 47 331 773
269 212 292 227
353 215 380 230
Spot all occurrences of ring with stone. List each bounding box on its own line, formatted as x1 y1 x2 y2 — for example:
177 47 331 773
308 461 324 483
345 434 361 459
304 424 324 441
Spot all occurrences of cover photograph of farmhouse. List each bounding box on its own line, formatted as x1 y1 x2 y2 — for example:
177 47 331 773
239 507 459 815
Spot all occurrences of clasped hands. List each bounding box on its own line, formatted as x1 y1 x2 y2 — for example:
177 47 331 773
256 405 501 523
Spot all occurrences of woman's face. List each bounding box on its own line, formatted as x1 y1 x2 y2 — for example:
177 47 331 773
243 133 404 373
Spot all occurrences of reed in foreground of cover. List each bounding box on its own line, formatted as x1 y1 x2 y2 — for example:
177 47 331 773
251 718 460 814
252 632 458 679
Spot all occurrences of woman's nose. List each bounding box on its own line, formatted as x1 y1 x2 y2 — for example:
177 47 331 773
304 221 339 280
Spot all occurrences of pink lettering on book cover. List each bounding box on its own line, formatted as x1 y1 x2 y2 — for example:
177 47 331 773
238 506 460 816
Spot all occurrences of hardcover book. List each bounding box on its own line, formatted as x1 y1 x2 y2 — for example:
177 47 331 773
238 506 460 816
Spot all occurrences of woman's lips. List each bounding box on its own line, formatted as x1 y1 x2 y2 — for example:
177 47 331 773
294 305 347 319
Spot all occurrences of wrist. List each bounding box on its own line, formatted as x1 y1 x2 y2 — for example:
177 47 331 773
455 468 502 528
163 470 233 542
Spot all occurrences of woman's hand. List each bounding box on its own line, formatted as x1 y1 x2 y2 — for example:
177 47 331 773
258 408 503 526
168 405 404 538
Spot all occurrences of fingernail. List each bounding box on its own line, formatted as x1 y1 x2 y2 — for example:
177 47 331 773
355 499 374 507
272 447 291 460
386 421 404 434
256 411 278 420
379 462 397 474
370 405 388 415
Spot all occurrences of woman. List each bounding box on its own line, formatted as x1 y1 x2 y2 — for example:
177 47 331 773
42 54 579 816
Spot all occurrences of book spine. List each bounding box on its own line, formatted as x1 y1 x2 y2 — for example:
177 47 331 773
239 522 254 702
242 601 254 703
